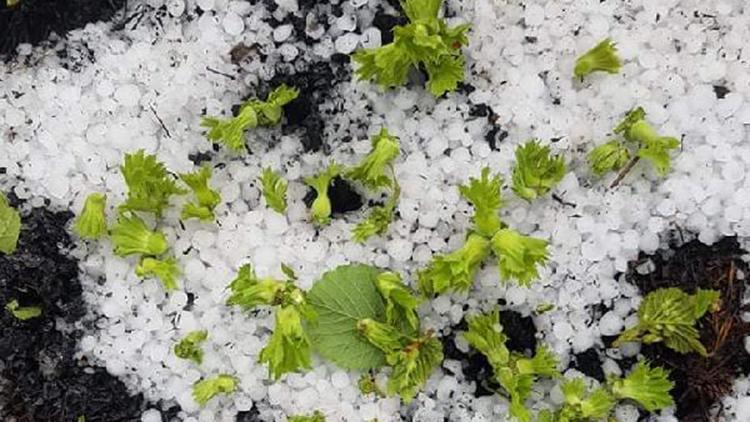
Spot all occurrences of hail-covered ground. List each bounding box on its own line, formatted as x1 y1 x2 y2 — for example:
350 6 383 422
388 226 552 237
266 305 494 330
1 0 750 421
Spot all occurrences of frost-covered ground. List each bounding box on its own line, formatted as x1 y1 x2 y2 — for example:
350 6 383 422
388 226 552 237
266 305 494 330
2 0 750 421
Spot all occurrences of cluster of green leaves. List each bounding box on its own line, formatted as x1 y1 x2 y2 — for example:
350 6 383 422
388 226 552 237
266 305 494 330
614 287 720 356
119 150 187 217
174 330 209 364
288 410 326 422
0 192 21 254
259 168 288 214
589 107 681 179
305 128 402 242
180 166 221 221
192 374 238 406
226 263 316 380
511 140 567 201
418 167 549 296
352 0 470 97
5 299 42 320
574 38 622 80
540 362 674 421
306 265 439 401
463 309 559 422
201 85 299 152
74 193 108 239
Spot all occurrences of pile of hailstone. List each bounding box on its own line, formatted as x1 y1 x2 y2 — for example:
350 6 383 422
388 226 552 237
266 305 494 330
2 0 750 421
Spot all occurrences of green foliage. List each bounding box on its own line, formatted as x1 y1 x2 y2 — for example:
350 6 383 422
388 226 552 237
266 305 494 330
511 140 566 201
305 163 342 225
226 264 285 309
192 374 238 406
613 107 647 142
288 410 326 422
490 228 549 286
462 309 560 422
610 361 675 412
0 193 21 254
306 265 388 370
557 378 616 421
614 288 720 356
587 140 631 177
358 373 386 397
352 178 400 243
352 0 470 96
74 193 108 239
347 128 400 190
110 213 168 257
5 299 42 320
260 305 314 380
119 150 186 217
574 38 622 79
458 167 503 238
259 168 288 214
135 257 180 291
609 107 680 176
201 84 299 152
375 272 421 334
174 330 208 364
417 233 491 296
180 166 221 221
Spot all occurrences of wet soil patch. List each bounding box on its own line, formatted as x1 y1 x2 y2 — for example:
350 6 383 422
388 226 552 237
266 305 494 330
626 237 750 421
0 201 171 421
570 348 605 383
0 0 126 58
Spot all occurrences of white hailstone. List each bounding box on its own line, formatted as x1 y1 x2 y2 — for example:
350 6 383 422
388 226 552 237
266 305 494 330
335 14 358 32
273 25 294 42
141 409 162 422
166 0 185 16
275 0 298 13
432 295 451 314
359 403 379 421
196 0 214 10
614 404 640 422
223 12 245 36
735 396 750 419
598 311 623 336
331 371 350 389
553 320 573 341
436 377 458 401
265 212 289 235
523 4 545 26
387 238 413 261
335 33 361 54
278 44 299 61
234 395 254 412
638 232 659 253
505 286 527 306
115 84 141 107
722 161 745 183
350 0 368 7
360 27 382 49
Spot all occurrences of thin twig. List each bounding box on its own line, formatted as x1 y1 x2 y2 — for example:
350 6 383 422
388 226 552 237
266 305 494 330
609 156 640 189
205 66 236 80
149 105 172 138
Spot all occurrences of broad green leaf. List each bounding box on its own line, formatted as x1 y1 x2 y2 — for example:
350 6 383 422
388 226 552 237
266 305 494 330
0 193 21 254
306 264 387 370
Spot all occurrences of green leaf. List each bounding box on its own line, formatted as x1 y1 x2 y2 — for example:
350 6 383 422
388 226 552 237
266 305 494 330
180 166 221 221
0 193 21 254
352 176 400 243
587 140 631 177
637 134 680 176
259 305 313 379
305 163 342 225
119 150 186 217
425 54 465 97
226 264 285 310
610 361 675 412
192 374 238 406
306 264 388 370
463 309 509 369
574 38 622 79
259 168 288 214
401 0 442 22
5 299 42 320
174 330 208 364
347 128 400 190
490 228 549 286
375 271 421 334
458 167 503 238
288 410 326 422
511 140 566 201
136 257 180 291
613 107 647 143
417 233 491 296
74 193 108 239
386 334 443 402
110 213 168 257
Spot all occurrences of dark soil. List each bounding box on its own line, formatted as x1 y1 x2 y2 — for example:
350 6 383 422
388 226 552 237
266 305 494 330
303 176 364 215
626 237 750 421
570 348 605 383
0 0 126 58
236 408 262 422
0 201 173 422
441 310 539 398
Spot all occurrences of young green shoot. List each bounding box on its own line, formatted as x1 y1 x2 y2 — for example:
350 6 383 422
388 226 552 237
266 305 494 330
110 213 168 257
558 378 616 421
352 0 470 97
305 163 342 225
347 128 400 190
458 167 503 238
201 84 299 152
352 175 400 243
375 271 421 334
180 166 221 222
614 288 720 356
136 257 180 291
5 299 42 321
74 193 108 239
0 193 21 254
192 374 238 406
587 140 631 177
288 410 326 422
417 233 491 296
357 319 443 402
609 361 675 412
119 150 186 217
511 140 566 201
174 330 208 364
490 228 549 286
574 38 622 80
259 168 288 214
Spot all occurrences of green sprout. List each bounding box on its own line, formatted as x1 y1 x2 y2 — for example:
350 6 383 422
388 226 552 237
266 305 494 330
458 167 503 238
587 140 631 177
417 233 491 296
347 128 400 190
0 193 21 254
180 166 221 222
511 140 566 201
352 0 470 97
490 228 549 286
5 299 42 321
110 213 168 257
119 150 186 217
305 163 342 225
174 330 209 364
192 374 238 406
135 257 180 291
289 410 326 422
74 193 108 239
574 38 622 79
375 271 421 334
201 84 299 152
259 168 288 214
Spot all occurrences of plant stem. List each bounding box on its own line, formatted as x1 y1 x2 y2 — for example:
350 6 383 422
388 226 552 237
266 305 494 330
609 156 640 189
